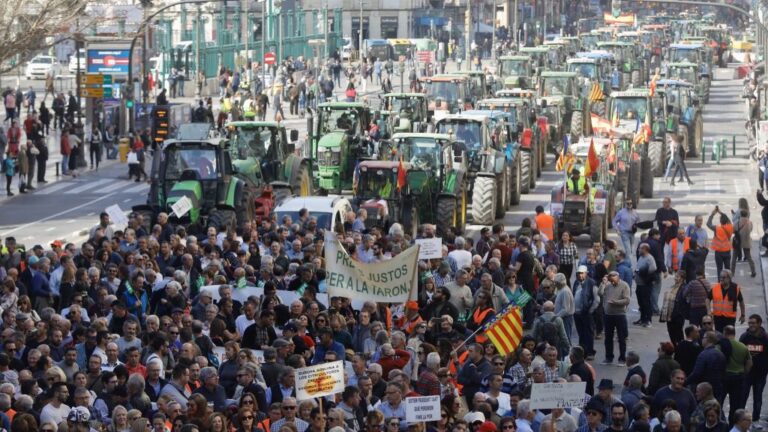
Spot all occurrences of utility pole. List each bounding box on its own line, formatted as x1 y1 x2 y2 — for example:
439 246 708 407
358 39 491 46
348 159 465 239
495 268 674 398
244 0 249 59
195 5 201 95
513 0 518 48
262 0 266 87
491 0 496 61
359 0 363 61
464 0 470 71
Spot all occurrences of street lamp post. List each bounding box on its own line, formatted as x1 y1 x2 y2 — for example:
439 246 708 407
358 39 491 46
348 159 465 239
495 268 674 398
262 0 266 89
464 0 471 71
359 0 363 61
195 6 201 96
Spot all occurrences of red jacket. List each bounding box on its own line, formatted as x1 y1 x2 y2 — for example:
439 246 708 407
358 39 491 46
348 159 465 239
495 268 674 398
60 134 71 156
377 349 411 378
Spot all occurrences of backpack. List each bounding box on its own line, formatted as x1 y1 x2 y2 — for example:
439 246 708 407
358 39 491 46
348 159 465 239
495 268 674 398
539 315 560 348
193 106 206 122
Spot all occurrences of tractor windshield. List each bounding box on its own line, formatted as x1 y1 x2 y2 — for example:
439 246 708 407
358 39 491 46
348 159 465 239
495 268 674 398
320 108 359 134
668 67 696 84
569 63 597 80
669 48 699 63
387 97 419 113
541 77 572 96
499 59 529 77
540 106 561 123
359 167 398 199
164 147 218 180
437 121 481 149
398 138 441 170
613 97 648 121
426 81 460 103
231 127 275 160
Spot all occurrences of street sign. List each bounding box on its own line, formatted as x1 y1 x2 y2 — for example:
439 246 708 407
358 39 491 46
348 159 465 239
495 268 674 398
80 74 113 85
264 52 276 65
81 87 113 98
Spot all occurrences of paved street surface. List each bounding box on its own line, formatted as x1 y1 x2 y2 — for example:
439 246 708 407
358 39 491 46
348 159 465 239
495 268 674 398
1 63 767 422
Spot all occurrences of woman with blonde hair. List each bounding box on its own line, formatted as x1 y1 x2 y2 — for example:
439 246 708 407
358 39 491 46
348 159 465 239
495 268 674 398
219 340 240 394
209 412 228 432
109 405 131 432
130 418 150 432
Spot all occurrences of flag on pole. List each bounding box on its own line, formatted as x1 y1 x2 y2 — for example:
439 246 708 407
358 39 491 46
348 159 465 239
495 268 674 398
591 113 611 134
556 151 575 172
484 306 524 356
643 110 652 142
562 134 569 154
397 157 406 190
584 138 600 177
649 71 660 97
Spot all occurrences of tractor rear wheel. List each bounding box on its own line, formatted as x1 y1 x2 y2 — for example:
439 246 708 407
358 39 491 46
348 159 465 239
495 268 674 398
592 100 606 117
520 151 531 194
437 197 458 236
570 111 584 142
648 139 664 177
471 176 497 225
510 155 522 205
208 208 237 231
236 189 256 228
628 158 642 206
292 163 312 196
631 70 641 87
689 115 703 158
496 164 511 219
589 214 606 244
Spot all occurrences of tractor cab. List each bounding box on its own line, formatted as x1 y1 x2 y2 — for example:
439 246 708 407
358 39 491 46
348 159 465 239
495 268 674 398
313 102 373 192
422 75 472 120
498 55 534 89
382 93 429 133
452 70 494 100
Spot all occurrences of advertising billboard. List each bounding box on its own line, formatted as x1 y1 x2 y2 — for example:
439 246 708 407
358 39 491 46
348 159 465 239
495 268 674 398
87 49 131 74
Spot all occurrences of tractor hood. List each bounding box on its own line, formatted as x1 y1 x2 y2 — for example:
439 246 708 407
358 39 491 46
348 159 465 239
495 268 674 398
165 180 203 223
318 131 348 150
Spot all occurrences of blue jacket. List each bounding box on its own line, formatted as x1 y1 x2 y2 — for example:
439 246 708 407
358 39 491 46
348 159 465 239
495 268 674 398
685 345 726 399
31 269 51 297
312 340 345 365
616 259 634 288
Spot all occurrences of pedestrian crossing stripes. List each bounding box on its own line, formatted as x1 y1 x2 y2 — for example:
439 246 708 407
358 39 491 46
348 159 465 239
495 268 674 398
35 178 149 196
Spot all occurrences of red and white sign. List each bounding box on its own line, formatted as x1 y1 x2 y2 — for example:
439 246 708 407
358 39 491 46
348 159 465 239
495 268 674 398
264 52 277 65
417 50 435 64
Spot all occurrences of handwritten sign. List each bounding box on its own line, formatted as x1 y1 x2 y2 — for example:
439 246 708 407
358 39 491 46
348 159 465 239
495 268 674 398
295 360 345 401
405 395 442 422
593 198 606 214
415 237 442 260
530 382 587 409
105 204 128 227
171 196 193 218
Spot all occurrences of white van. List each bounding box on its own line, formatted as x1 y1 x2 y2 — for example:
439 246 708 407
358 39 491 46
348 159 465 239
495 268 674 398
68 49 86 74
273 196 353 233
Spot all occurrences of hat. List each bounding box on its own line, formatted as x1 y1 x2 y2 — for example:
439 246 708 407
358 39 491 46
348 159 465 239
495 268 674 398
585 399 605 415
479 421 499 432
464 412 486 424
283 323 298 332
660 341 675 356
272 338 290 348
27 255 39 265
171 307 184 314
577 265 589 273
405 300 419 311
50 240 63 248
68 406 91 423
597 379 614 390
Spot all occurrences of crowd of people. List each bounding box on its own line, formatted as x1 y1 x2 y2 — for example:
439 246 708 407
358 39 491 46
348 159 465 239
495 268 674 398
0 190 764 432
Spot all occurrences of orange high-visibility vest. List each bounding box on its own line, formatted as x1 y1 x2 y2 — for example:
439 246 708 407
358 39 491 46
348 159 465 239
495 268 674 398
670 237 690 271
472 307 494 343
710 224 733 252
536 213 555 241
711 283 740 319
400 315 425 335
449 350 469 394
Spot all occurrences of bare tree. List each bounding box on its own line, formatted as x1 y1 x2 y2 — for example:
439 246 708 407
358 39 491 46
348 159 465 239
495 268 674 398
0 0 91 74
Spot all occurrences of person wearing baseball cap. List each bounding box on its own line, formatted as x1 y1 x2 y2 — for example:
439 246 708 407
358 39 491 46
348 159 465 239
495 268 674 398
574 264 599 360
66 406 91 432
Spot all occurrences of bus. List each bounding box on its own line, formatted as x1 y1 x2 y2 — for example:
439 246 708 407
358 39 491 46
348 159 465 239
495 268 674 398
388 39 414 59
363 39 394 61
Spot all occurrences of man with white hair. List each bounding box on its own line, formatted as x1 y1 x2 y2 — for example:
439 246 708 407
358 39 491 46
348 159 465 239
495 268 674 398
516 399 535 432
101 342 123 372
416 352 441 395
449 237 473 270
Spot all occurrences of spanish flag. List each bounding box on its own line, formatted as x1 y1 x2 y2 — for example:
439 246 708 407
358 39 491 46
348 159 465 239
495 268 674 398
591 113 611 133
397 157 406 190
589 82 605 101
584 138 599 177
484 306 524 356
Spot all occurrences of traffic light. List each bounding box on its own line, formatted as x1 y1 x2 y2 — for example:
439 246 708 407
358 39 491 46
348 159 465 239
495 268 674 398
124 83 134 109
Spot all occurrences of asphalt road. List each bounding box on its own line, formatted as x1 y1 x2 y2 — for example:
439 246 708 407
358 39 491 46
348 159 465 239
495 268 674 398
0 63 765 421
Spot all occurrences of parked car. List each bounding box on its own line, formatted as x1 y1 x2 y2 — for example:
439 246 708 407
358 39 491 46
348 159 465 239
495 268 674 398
68 49 86 75
25 55 62 80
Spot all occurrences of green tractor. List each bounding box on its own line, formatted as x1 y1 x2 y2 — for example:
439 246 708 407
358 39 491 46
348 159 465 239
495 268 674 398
608 88 666 193
596 41 646 88
537 71 591 141
132 137 262 233
355 133 469 236
497 55 535 89
311 102 373 193
665 61 710 104
567 55 613 116
435 114 518 225
381 93 429 133
654 79 704 157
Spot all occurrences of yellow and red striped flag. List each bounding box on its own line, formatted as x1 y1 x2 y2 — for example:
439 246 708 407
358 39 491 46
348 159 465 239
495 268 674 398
485 307 524 356
589 82 605 101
